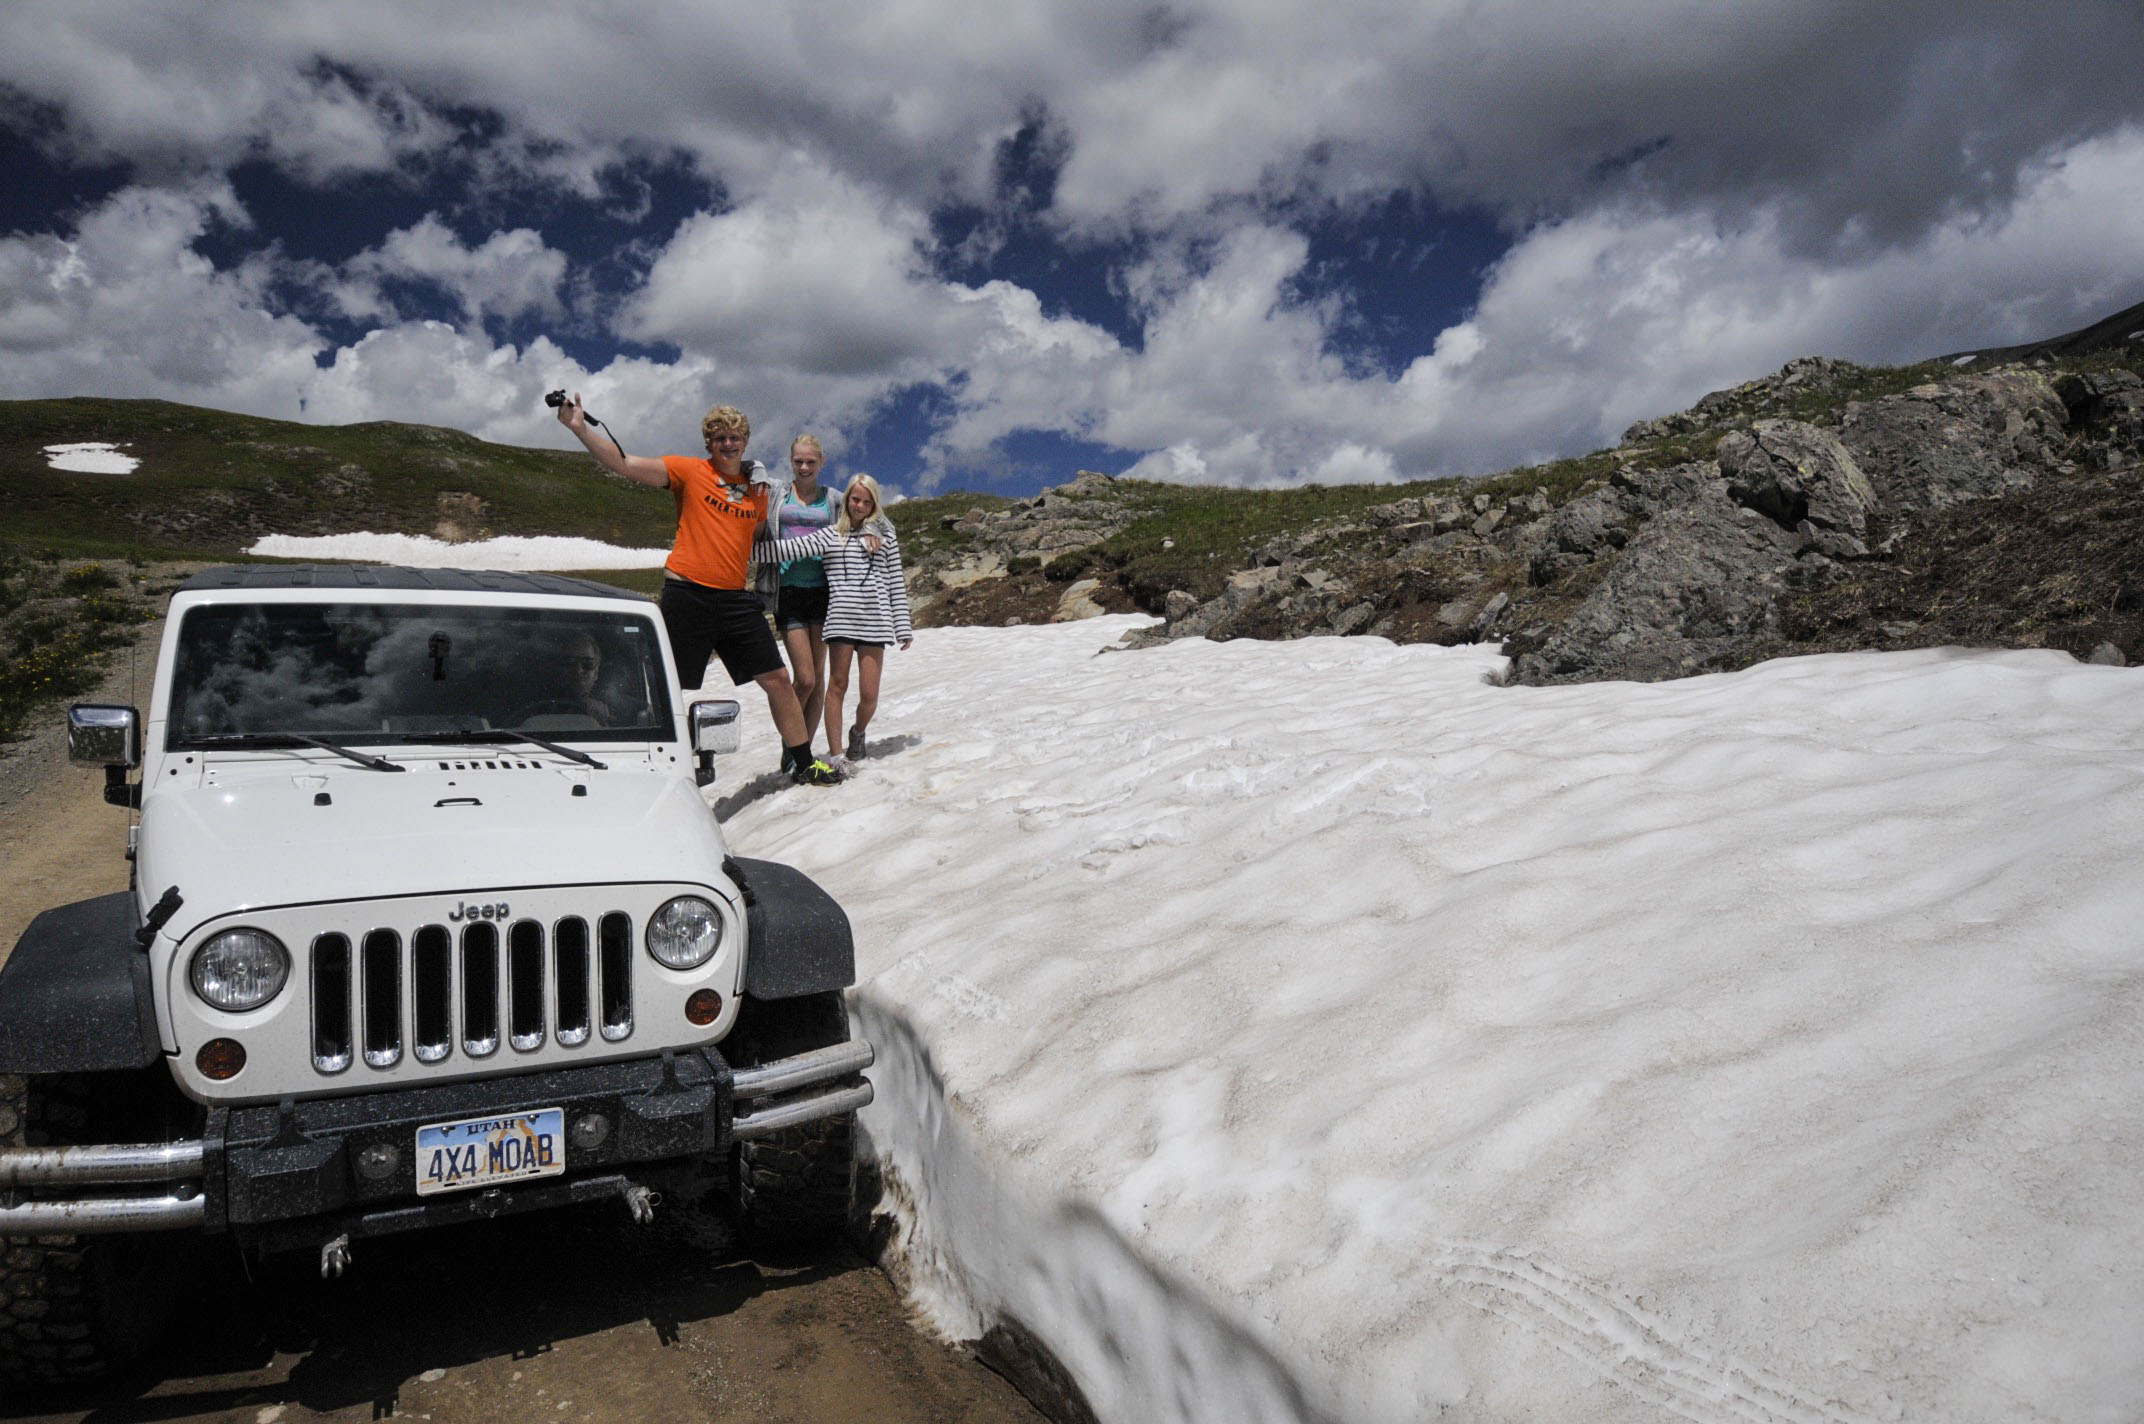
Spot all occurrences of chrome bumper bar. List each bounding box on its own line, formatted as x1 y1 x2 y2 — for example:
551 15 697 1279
0 1038 874 1237
733 1037 876 1140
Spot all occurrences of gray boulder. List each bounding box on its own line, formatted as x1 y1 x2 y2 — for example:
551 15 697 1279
1838 371 2066 512
1716 419 1874 538
1511 480 1809 684
1528 487 1631 585
2054 369 2144 470
1608 459 1716 514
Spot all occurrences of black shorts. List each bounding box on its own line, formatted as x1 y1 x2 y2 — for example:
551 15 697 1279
659 579 783 689
774 583 831 631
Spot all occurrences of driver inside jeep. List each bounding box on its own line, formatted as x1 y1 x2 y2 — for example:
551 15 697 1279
514 630 615 729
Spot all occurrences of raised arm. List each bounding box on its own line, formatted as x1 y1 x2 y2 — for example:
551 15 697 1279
555 392 670 487
755 524 881 562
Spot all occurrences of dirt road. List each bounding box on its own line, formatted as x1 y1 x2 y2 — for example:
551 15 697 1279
0 633 1047 1424
7 1199 1042 1424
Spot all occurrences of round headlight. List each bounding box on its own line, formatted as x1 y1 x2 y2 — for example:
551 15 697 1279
646 896 722 970
190 928 291 1012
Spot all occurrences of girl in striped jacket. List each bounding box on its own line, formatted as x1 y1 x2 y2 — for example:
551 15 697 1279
757 473 912 767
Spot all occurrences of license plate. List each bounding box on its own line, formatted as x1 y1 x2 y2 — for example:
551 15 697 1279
414 1107 565 1196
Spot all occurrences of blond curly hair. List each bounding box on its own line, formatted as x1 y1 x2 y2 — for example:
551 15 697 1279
700 405 750 449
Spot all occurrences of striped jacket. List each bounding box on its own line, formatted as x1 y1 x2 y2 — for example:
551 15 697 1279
759 524 913 644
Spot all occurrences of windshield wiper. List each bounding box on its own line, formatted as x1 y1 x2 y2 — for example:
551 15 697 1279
191 733 404 772
401 729 608 771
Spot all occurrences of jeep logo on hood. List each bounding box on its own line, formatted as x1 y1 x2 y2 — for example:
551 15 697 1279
448 900 510 922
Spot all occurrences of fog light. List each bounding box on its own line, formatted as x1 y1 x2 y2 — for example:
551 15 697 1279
196 1038 246 1080
570 1112 611 1150
684 989 723 1026
356 1141 401 1181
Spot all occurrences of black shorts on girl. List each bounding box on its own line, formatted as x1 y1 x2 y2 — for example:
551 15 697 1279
774 583 831 631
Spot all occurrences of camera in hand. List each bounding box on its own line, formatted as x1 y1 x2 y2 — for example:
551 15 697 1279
544 389 569 408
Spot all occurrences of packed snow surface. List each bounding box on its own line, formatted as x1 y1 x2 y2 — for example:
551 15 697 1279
43 441 138 474
246 532 667 569
718 616 2144 1424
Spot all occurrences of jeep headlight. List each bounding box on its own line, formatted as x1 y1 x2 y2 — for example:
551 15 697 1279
647 896 723 969
190 928 291 1012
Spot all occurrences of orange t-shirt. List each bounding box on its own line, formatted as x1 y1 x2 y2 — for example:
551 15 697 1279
660 456 769 590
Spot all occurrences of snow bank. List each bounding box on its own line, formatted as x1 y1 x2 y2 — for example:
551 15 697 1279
720 618 2144 1424
246 532 668 570
43 441 139 474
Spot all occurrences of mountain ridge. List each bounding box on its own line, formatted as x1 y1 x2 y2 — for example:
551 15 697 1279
4 301 2142 688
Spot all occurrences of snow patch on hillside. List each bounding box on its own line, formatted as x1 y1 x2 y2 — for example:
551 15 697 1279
247 532 668 570
44 441 138 474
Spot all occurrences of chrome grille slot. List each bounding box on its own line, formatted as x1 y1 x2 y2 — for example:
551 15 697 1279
509 920 546 1052
307 901 643 1075
599 912 633 1042
361 929 403 1068
461 923 500 1057
411 925 453 1064
311 934 352 1073
554 917 592 1047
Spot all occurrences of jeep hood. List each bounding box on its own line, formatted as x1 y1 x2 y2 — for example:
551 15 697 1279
137 764 731 940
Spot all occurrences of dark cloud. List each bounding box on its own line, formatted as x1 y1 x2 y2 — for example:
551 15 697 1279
1 1 2139 491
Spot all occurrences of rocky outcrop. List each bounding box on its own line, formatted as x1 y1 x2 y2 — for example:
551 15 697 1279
907 348 2143 682
1837 371 2065 512
433 490 491 543
2055 368 2144 470
1716 419 1873 553
1516 479 1816 682
938 470 1136 558
1622 355 1864 442
906 470 1143 621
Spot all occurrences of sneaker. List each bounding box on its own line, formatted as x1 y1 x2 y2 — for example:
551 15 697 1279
789 757 844 786
846 727 866 761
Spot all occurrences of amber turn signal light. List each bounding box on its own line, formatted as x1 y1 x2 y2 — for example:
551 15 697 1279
684 989 723 1026
196 1037 247 1080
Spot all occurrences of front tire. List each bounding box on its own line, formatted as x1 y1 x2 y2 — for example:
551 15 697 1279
0 1073 189 1388
720 993 857 1249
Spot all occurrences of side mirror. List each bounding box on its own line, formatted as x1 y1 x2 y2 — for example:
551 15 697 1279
69 704 141 769
690 699 742 757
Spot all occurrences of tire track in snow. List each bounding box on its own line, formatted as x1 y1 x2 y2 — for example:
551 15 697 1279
1435 1243 1879 1424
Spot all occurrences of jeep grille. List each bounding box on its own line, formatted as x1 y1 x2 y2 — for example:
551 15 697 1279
310 914 634 1074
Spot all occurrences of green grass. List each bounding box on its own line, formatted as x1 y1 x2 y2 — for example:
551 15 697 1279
0 397 675 560
0 548 161 743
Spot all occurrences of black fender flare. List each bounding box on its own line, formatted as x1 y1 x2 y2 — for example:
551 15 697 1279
0 893 162 1074
727 857 856 1001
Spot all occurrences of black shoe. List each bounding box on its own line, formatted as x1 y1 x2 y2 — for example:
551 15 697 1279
788 756 844 786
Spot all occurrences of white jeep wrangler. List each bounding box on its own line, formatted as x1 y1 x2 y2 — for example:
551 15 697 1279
0 566 873 1385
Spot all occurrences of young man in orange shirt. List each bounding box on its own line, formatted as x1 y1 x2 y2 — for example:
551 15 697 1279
555 395 842 786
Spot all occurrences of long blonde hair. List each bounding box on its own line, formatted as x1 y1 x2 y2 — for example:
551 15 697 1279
833 473 893 537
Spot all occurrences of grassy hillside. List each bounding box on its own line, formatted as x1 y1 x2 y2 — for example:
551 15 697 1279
0 397 676 560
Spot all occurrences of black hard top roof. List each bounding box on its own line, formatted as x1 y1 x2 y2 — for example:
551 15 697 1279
178 566 650 602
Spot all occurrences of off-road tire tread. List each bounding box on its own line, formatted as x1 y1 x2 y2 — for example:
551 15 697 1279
0 1073 182 1387
724 993 856 1249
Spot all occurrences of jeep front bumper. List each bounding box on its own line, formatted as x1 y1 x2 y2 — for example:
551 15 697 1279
0 1039 872 1240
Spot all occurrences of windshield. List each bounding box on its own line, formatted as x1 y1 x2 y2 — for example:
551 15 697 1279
167 601 674 749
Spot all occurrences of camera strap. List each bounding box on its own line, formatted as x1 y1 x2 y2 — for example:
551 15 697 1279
586 413 628 461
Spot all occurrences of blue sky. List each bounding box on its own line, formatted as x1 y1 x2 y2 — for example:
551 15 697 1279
3 3 2142 499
